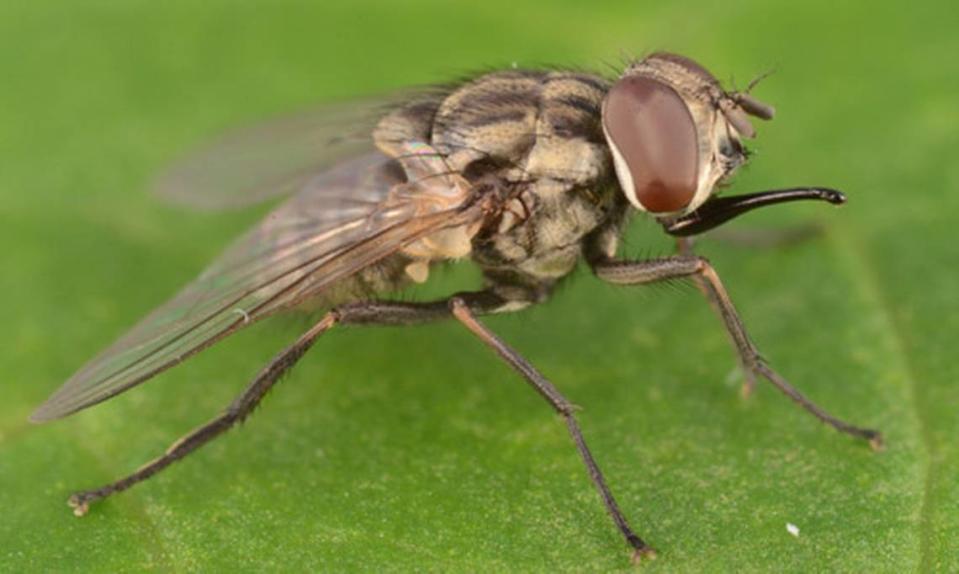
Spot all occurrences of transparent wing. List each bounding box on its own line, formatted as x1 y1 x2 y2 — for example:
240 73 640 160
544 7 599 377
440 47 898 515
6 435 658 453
33 149 485 422
152 90 445 210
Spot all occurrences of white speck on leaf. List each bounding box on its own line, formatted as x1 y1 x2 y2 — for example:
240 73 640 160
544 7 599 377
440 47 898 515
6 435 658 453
786 523 800 537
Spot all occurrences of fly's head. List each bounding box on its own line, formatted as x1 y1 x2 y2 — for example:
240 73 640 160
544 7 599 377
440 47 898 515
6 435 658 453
601 52 776 219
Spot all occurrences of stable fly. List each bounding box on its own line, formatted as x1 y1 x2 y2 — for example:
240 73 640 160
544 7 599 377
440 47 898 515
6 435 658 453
33 52 883 561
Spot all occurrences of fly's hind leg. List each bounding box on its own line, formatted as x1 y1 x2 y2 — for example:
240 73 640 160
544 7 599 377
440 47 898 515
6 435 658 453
67 290 519 514
592 254 883 450
68 313 341 515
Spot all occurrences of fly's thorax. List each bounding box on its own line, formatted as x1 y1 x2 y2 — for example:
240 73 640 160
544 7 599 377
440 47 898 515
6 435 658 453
431 70 544 164
396 69 622 285
602 52 773 218
374 69 622 287
472 179 621 283
430 70 611 185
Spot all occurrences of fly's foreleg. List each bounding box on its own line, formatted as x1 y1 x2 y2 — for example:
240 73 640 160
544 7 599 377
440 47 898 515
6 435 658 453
67 290 515 516
591 255 883 450
675 237 758 396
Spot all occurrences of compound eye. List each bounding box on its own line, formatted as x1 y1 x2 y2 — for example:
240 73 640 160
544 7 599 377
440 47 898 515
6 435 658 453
603 76 699 213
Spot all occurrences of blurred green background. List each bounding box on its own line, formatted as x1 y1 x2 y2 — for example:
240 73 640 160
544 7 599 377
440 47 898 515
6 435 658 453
2 1 956 572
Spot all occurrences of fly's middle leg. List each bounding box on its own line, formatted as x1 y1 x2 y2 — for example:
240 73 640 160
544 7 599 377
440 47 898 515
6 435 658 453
592 254 883 450
449 299 656 562
337 292 655 560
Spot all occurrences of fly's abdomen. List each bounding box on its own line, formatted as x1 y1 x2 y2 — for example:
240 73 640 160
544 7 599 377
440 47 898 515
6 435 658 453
293 253 413 312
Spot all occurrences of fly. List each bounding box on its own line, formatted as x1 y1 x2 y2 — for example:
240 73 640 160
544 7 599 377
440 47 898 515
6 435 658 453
33 52 882 562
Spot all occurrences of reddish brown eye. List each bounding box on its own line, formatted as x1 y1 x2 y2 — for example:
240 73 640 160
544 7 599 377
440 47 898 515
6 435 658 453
603 76 699 213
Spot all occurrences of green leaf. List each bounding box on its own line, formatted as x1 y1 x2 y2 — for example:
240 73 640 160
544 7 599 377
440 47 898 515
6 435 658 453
2 1 956 571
